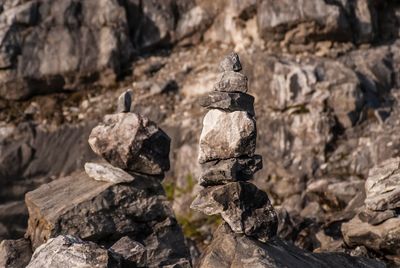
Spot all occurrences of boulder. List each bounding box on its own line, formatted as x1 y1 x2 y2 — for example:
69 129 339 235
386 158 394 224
200 224 385 268
365 157 400 211
199 91 255 115
198 110 256 163
190 182 278 242
26 235 115 268
214 71 248 93
0 238 32 268
25 171 190 267
84 162 137 184
88 113 170 175
199 155 262 186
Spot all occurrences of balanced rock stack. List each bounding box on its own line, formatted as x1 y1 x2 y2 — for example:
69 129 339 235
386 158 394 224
191 52 278 242
23 90 191 267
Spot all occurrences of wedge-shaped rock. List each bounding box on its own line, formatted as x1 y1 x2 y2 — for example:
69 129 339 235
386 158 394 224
199 92 254 115
358 209 396 226
25 170 189 266
191 182 277 242
85 162 137 184
342 215 400 256
365 157 400 211
200 224 385 268
199 110 256 163
111 236 147 267
26 235 114 268
214 71 248 93
88 113 170 175
0 239 32 268
199 155 262 186
218 52 242 72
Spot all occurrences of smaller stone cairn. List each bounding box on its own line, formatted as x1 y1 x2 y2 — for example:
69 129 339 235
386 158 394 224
190 52 278 242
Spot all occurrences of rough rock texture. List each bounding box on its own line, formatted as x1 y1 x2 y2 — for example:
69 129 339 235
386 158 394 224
89 113 170 175
214 71 248 93
199 224 385 268
84 162 136 184
199 155 262 186
24 171 190 266
26 235 114 268
0 238 32 268
199 91 255 115
218 52 242 72
198 110 256 163
117 89 133 113
365 157 400 211
110 236 147 267
191 182 278 242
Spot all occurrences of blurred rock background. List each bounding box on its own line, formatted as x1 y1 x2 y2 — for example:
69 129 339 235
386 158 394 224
1 0 400 264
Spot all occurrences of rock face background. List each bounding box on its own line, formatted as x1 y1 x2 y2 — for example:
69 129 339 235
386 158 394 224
1 0 400 266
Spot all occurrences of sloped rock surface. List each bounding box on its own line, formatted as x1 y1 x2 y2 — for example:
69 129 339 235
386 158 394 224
0 238 32 268
89 113 170 175
84 162 136 184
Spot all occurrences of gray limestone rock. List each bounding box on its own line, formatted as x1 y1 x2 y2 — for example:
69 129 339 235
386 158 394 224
0 239 32 268
84 162 137 184
88 113 170 175
190 182 278 242
116 89 133 113
365 157 400 211
199 91 255 115
218 52 242 72
198 110 256 163
199 155 262 186
200 224 385 268
214 71 248 93
26 235 114 268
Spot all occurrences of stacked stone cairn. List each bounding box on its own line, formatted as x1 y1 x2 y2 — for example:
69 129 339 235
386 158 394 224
190 52 278 242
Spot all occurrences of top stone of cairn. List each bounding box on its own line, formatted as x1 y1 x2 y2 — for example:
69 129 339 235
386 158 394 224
219 52 242 72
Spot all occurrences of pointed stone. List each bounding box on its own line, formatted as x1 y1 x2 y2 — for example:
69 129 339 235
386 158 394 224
219 52 242 72
214 71 248 93
117 89 133 113
84 162 137 184
190 182 278 242
198 110 256 163
199 155 262 186
199 91 255 115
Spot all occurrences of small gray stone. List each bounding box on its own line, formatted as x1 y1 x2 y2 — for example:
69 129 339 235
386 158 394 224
365 157 400 211
0 239 32 268
199 91 254 115
88 113 170 175
219 52 242 72
84 162 135 184
198 110 256 163
117 89 133 113
199 155 262 186
190 182 278 242
110 237 147 267
358 209 396 226
214 71 248 93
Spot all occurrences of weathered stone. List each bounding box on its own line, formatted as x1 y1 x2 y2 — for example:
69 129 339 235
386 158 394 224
116 89 132 113
110 236 147 267
214 71 248 93
26 235 114 268
218 52 242 72
25 171 190 268
198 110 256 163
199 91 255 115
200 224 384 268
358 209 396 226
199 155 262 186
190 182 278 242
84 162 136 184
88 113 170 175
0 238 32 268
176 6 213 45
365 157 400 211
342 215 400 256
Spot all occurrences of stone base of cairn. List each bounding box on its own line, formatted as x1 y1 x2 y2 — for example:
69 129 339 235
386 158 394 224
190 52 278 242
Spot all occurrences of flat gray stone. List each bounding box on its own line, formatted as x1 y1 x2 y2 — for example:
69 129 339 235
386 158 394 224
198 110 256 163
218 52 242 72
199 155 262 186
199 91 254 115
365 157 400 211
191 182 278 242
84 162 135 184
214 71 248 93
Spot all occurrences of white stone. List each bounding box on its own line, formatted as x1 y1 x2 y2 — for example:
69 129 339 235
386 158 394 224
84 162 134 184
